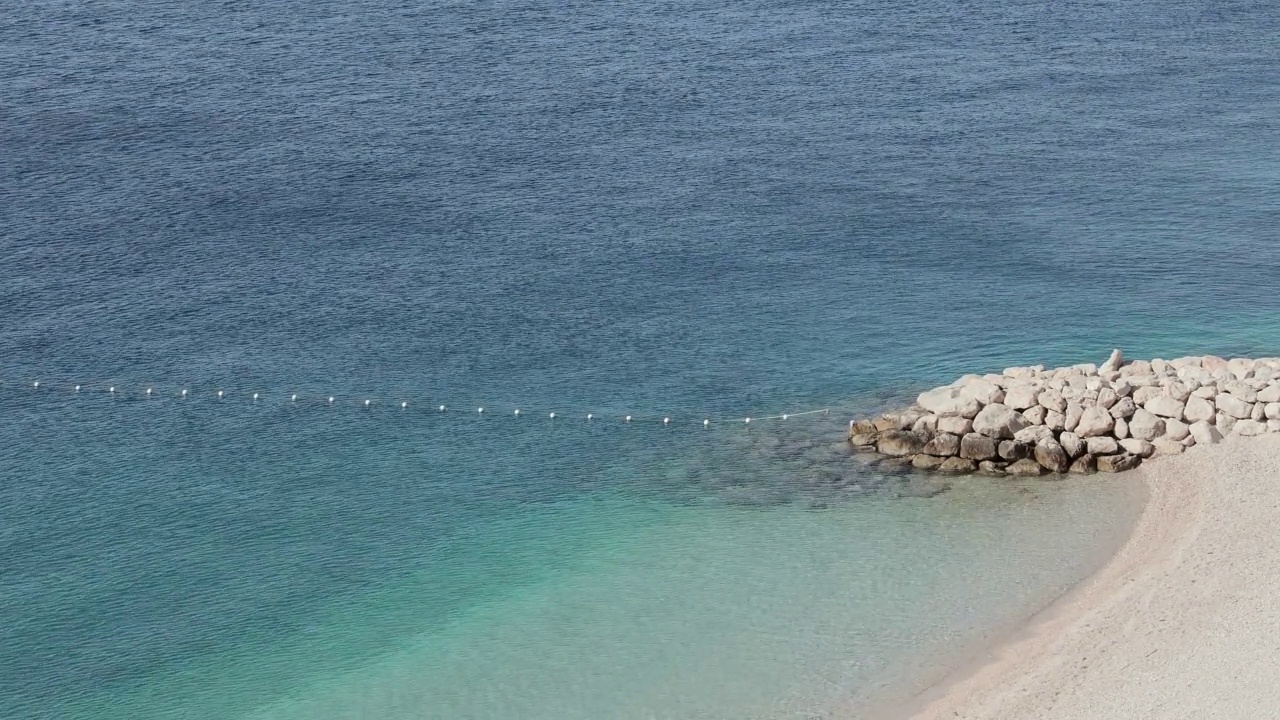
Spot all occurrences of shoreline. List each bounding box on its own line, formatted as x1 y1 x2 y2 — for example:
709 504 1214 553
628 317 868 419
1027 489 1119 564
879 432 1280 719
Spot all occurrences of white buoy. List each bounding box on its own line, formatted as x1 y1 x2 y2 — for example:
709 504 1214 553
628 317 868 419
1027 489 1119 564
439 405 446 412
478 407 484 414
782 414 788 420
365 399 371 407
328 396 334 404
217 390 223 399
401 401 408 409
744 417 751 424
109 386 115 394
253 392 259 401
291 394 297 402
181 389 187 397
146 388 153 396
663 417 670 425
74 385 81 392
514 409 521 416
704 419 710 427
625 415 632 423
586 413 593 420
549 412 556 419
33 381 40 389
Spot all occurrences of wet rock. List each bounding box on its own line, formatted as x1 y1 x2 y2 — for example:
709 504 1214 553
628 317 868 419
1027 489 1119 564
1034 439 1071 473
921 433 961 457
912 454 946 471
998 439 1031 461
1069 454 1097 473
876 431 925 457
1006 459 1045 476
849 431 879 447
850 419 878 435
977 460 1007 476
898 477 951 499
959 433 998 461
938 457 977 474
1097 452 1141 473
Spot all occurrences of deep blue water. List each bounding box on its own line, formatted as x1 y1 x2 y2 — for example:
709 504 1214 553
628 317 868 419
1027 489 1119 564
2 0 1278 717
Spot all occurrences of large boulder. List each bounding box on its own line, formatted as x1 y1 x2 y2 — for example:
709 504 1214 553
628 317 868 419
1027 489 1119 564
1086 436 1120 455
1258 384 1280 404
1037 389 1066 413
1114 416 1129 439
1163 418 1190 441
998 440 1031 461
1034 440 1071 473
1188 420 1223 446
1144 395 1185 420
1044 409 1066 432
1022 405 1047 426
1004 384 1040 410
912 454 946 471
972 403 1031 439
1234 420 1268 437
1069 454 1097 473
1128 408 1166 441
1097 453 1141 473
877 431 925 457
1183 396 1215 423
1215 392 1253 420
1266 403 1280 420
1014 425 1055 444
1095 388 1117 410
1165 382 1192 402
938 457 977 474
916 387 982 418
1058 431 1085 458
1108 397 1137 419
921 433 961 456
1100 348 1124 373
937 416 973 435
959 433 998 461
1132 386 1163 405
1119 438 1155 458
1075 406 1116 438
1006 459 1045 476
959 379 1005 405
1064 401 1084 431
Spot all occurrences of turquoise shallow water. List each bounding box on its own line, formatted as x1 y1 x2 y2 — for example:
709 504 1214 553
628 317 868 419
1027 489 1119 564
3 0 1279 717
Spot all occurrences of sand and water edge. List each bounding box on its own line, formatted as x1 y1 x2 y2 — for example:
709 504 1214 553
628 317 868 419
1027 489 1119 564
878 432 1280 719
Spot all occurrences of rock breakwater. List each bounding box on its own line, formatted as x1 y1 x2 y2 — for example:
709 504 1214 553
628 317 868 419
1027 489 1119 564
849 351 1280 476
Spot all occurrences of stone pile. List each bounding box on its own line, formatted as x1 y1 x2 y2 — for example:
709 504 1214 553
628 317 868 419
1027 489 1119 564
849 350 1280 476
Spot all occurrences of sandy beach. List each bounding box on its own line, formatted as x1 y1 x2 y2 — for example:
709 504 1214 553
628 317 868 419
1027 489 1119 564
904 433 1280 719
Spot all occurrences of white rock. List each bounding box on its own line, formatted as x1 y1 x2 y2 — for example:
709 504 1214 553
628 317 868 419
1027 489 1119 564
1258 384 1280 404
1191 385 1217 399
1266 403 1280 421
1064 402 1083 432
1109 396 1137 419
1164 382 1191 402
1004 384 1039 411
914 415 939 433
1037 388 1066 413
1086 377 1104 392
1189 420 1223 445
937 416 974 435
1075 406 1115 438
1014 425 1055 445
1269 420 1280 433
1128 408 1166 441
1234 419 1268 437
1059 431 1085 458
1074 363 1099 375
1183 395 1215 423
1132 386 1163 405
1100 348 1124 373
1251 401 1266 422
1045 409 1065 432
1115 416 1129 439
1144 395 1185 420
1228 357 1256 380
1214 392 1253 420
960 378 1005 405
917 387 982 418
1096 387 1117 410
1112 379 1134 398
1123 360 1152 376
1222 381 1259 403
971 403 1031 440
1151 358 1170 375
1164 418 1190 441
1120 438 1155 458
1087 436 1120 455
1151 438 1185 456
1217 413 1237 434
1022 406 1047 426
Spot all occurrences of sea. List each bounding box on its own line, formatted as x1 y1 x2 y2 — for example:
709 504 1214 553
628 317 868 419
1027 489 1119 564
2 0 1278 718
